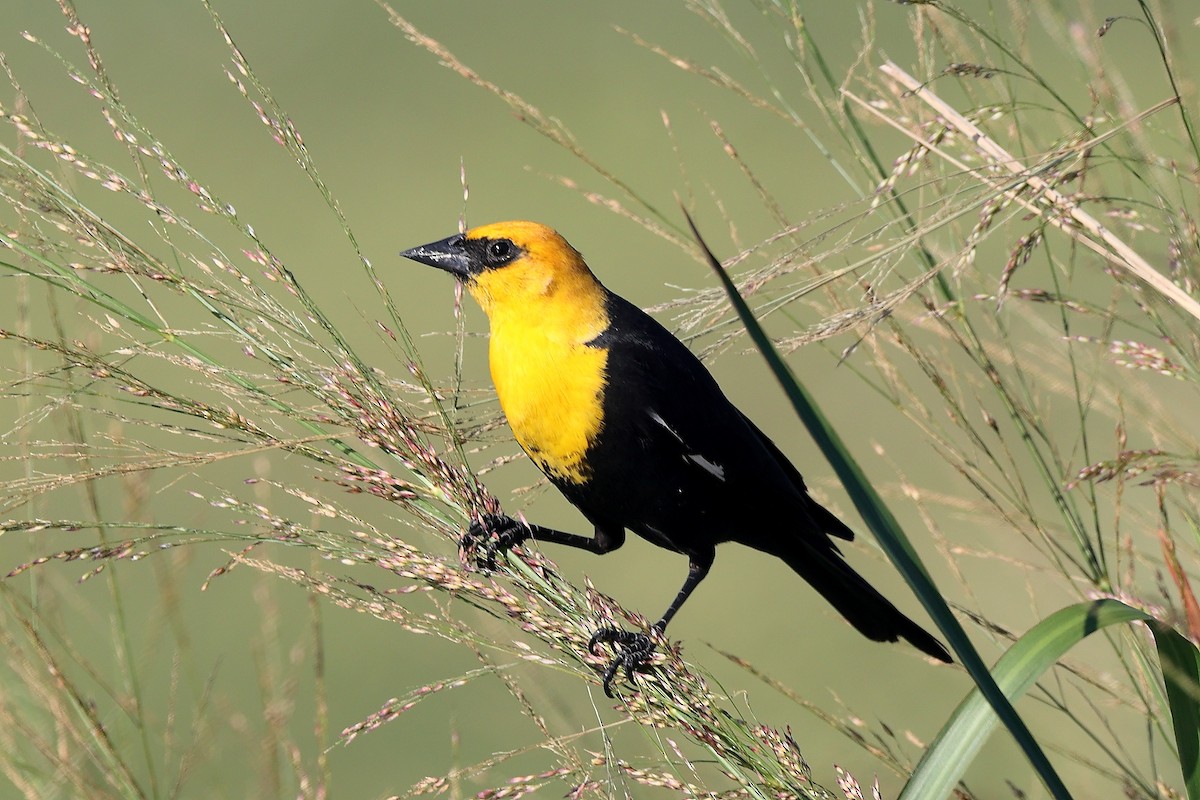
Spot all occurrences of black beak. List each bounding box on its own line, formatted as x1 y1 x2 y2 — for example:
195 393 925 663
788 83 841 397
399 233 472 279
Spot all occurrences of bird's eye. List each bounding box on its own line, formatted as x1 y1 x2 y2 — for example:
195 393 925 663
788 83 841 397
489 240 513 260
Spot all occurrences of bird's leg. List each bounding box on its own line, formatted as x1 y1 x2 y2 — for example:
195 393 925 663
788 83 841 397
589 548 714 697
462 513 625 570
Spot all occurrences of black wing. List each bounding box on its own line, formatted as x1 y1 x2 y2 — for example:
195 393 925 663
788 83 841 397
573 291 852 552
734 409 855 542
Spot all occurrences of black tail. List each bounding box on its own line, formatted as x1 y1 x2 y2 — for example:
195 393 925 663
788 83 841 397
779 542 952 663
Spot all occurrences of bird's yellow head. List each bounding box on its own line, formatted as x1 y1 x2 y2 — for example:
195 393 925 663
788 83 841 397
400 221 603 320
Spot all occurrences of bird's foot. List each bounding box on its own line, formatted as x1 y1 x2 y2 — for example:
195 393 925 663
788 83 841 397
460 513 531 570
588 627 657 698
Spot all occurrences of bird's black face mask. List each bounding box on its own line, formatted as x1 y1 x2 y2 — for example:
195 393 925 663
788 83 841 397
401 233 523 278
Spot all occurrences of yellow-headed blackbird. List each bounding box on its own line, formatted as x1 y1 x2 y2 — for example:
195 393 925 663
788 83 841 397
402 221 950 695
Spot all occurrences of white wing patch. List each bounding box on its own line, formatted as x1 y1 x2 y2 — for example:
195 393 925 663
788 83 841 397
648 410 682 441
686 453 726 480
648 409 726 481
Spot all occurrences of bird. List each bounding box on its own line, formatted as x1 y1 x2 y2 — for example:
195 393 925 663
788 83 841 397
401 220 951 696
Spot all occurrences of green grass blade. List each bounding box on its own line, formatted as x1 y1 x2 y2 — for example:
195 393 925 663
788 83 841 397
1151 621 1200 800
903 600 1151 800
905 603 1200 800
681 208 1073 800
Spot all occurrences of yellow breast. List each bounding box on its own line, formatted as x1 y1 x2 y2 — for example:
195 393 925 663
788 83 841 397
489 325 607 484
460 224 611 484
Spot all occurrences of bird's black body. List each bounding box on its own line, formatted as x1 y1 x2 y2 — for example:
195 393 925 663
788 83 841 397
566 291 946 656
563 290 847 555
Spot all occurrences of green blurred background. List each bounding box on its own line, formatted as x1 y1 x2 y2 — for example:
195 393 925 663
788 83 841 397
1 1 1193 797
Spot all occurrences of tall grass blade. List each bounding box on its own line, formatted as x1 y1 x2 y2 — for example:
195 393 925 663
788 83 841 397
1151 621 1200 800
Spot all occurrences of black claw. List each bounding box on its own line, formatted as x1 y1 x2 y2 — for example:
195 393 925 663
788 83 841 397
460 513 531 570
587 627 656 697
